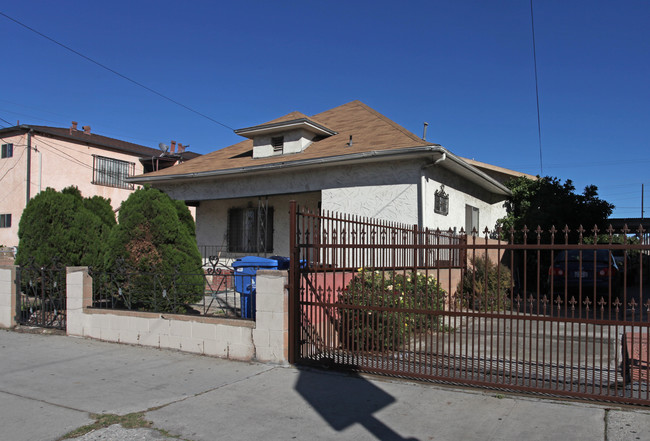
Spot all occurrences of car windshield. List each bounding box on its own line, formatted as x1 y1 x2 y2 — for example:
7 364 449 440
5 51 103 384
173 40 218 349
554 250 612 263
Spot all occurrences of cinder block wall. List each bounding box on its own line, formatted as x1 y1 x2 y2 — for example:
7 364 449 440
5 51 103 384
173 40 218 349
0 266 16 328
66 268 289 364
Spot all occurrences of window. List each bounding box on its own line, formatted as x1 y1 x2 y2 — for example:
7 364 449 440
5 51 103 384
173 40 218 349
465 204 479 234
1 143 13 159
271 136 284 154
434 185 449 215
228 206 274 253
0 214 11 228
92 155 135 189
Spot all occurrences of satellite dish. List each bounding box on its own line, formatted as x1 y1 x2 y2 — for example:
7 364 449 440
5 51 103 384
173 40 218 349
158 142 170 153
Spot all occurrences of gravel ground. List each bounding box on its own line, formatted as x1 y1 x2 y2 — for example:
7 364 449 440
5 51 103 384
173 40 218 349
67 425 173 441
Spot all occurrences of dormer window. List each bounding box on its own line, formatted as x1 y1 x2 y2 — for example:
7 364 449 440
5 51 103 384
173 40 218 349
235 116 337 159
272 136 284 154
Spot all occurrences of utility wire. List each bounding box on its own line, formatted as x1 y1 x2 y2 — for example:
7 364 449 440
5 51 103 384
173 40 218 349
0 11 235 131
0 115 13 126
530 0 543 176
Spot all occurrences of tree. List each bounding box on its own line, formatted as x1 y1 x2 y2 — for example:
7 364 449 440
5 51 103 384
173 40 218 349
498 176 614 243
16 187 115 268
103 187 203 312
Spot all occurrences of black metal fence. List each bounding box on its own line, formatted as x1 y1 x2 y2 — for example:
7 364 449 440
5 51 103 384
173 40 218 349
15 259 67 330
90 257 246 319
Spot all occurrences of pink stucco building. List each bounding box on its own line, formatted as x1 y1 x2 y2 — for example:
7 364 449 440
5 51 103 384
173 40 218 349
0 122 197 247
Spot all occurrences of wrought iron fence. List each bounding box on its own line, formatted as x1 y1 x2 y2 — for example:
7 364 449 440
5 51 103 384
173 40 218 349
90 256 247 319
16 258 67 330
289 202 650 405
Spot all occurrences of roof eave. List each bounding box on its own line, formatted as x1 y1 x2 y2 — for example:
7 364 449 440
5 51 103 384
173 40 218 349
234 118 337 139
128 145 511 196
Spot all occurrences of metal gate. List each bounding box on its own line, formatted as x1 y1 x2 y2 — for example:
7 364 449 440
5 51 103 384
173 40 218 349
289 202 650 405
16 260 67 330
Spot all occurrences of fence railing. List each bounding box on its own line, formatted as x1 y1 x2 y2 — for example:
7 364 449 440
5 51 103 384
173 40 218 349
90 257 247 319
290 202 650 405
294 208 466 271
15 258 67 330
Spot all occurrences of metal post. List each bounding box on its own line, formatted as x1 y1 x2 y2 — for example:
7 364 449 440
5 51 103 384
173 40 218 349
288 200 299 364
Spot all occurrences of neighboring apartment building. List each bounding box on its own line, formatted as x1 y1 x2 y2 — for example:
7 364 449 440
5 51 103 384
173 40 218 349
0 122 197 247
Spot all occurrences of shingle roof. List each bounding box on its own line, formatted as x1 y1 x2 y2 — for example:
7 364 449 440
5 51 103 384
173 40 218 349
136 100 435 179
0 125 162 157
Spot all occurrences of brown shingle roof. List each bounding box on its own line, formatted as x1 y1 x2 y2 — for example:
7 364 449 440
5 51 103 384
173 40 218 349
136 100 435 179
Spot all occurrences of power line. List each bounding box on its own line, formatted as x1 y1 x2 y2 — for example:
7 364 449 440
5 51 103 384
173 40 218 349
0 115 12 126
0 11 235 132
0 147 27 183
530 0 543 176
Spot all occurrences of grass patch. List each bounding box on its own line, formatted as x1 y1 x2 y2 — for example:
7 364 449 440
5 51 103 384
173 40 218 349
59 412 152 440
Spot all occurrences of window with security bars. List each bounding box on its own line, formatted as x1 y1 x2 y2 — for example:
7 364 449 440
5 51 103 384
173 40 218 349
1 143 13 158
228 206 274 253
92 155 135 189
0 214 11 228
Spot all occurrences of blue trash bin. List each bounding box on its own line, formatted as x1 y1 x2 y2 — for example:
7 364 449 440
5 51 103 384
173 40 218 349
232 256 281 319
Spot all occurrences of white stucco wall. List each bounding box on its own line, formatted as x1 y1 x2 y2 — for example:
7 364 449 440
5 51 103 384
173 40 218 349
156 158 421 203
158 157 508 248
421 165 507 233
253 129 313 158
322 184 419 225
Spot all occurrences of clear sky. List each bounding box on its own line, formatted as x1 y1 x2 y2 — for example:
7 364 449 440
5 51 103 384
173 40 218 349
1 1 648 219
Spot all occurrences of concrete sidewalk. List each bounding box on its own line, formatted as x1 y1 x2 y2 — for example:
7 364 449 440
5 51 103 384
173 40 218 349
1 329 649 441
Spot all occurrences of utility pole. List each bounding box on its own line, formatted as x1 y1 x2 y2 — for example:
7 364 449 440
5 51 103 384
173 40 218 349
25 129 32 206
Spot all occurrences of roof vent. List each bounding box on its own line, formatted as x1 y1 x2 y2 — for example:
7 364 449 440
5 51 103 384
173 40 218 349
82 125 91 135
70 121 78 134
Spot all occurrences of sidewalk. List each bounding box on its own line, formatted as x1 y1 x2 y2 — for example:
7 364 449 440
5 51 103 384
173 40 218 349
0 329 649 441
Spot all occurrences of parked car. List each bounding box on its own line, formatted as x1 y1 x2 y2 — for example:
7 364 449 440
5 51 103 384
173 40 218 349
548 249 623 300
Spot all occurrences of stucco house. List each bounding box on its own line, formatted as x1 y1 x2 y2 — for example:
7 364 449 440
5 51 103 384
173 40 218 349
0 122 197 247
129 101 532 258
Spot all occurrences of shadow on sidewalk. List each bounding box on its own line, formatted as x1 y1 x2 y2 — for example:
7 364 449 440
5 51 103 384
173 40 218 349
295 366 418 441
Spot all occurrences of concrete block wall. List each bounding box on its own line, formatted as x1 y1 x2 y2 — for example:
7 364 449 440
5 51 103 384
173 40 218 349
0 266 16 328
66 267 289 364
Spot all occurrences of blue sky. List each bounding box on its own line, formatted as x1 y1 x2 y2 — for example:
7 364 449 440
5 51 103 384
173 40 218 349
1 1 648 219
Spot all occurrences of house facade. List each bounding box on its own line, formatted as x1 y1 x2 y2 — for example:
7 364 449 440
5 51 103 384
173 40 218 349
0 123 196 247
130 101 527 258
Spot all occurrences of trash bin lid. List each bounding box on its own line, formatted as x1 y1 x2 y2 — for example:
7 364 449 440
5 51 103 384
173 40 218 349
232 256 279 268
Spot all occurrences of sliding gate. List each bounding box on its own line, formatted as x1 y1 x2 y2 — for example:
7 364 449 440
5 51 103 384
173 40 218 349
289 202 650 405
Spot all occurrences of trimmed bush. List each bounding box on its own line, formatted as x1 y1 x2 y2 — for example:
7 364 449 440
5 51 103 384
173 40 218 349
457 256 512 311
339 269 446 352
16 186 115 268
103 187 203 312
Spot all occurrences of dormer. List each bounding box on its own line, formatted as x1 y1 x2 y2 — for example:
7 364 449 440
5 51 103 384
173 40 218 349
235 116 337 159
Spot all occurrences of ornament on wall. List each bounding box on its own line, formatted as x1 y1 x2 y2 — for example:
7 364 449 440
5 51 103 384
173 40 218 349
434 185 449 216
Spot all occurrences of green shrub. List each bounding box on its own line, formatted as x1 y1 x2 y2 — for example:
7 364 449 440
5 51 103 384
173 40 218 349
16 187 115 268
457 256 512 311
103 187 203 313
339 269 446 352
